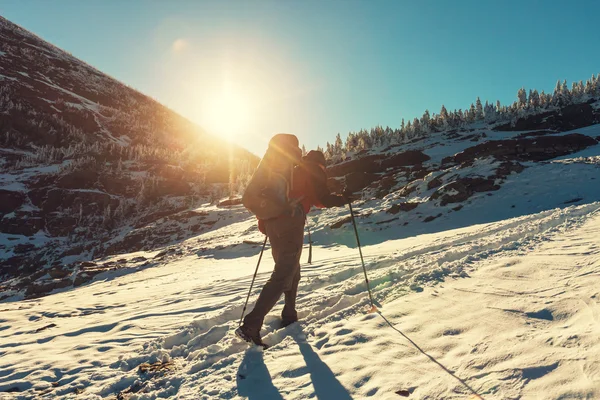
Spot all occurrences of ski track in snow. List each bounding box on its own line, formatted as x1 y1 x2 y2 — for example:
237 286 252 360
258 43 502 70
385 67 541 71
1 202 600 399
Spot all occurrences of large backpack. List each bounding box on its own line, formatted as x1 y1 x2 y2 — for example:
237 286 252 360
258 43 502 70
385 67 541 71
242 134 302 220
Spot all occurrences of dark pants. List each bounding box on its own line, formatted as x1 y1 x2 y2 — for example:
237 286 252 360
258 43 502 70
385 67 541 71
243 214 305 332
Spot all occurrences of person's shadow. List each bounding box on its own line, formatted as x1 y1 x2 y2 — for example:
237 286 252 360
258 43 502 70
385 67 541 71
293 330 354 400
237 349 284 400
236 328 354 400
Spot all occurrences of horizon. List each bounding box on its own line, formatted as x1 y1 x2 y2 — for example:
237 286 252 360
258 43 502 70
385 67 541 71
1 0 600 155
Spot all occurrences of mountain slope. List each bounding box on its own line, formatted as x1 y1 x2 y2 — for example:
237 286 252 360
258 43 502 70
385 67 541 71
1 199 598 399
0 16 258 298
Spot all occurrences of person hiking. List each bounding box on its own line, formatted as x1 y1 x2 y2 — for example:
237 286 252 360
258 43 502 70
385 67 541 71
237 144 348 347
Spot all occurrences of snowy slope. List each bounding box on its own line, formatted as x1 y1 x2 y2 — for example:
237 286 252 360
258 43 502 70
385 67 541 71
1 193 599 399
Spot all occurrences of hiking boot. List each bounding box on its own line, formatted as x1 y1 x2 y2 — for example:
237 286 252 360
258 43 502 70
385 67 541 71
235 325 267 348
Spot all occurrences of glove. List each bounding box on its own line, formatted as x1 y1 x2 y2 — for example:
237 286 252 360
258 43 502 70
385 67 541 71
342 189 360 203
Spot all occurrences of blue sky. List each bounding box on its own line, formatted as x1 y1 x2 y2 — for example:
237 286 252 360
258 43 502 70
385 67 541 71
1 0 599 154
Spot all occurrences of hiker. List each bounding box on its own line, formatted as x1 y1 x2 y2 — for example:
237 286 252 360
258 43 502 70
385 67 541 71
237 138 348 346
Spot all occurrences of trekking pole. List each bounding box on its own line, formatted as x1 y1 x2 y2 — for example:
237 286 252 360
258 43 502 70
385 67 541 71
307 225 313 264
239 236 268 326
348 202 377 311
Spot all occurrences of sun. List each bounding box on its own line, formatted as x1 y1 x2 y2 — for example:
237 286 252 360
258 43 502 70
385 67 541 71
203 81 252 140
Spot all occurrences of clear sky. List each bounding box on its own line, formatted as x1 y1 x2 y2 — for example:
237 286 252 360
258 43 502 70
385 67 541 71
1 0 599 154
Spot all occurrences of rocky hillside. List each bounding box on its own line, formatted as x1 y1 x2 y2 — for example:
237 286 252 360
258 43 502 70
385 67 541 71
318 100 600 241
0 17 258 298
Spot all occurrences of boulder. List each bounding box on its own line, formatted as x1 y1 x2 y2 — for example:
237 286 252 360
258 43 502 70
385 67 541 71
327 150 430 178
0 190 26 214
344 172 381 193
218 197 243 207
0 211 44 236
380 150 430 169
56 169 99 189
327 154 384 177
387 202 419 214
452 133 597 164
45 213 78 236
430 181 471 206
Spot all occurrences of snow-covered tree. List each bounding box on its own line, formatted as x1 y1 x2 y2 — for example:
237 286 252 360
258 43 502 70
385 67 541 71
517 87 528 109
474 97 484 120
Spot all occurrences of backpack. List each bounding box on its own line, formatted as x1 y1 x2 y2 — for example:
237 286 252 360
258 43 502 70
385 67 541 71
242 134 302 220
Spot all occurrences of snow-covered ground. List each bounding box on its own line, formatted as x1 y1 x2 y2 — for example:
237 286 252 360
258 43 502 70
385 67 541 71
1 198 600 399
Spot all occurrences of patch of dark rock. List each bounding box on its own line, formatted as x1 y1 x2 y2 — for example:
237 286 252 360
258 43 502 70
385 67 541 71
48 266 70 279
79 261 97 269
380 150 430 169
131 256 147 263
376 217 398 225
387 202 418 214
56 169 99 189
495 161 525 177
138 361 175 374
452 133 597 164
330 216 352 229
218 197 243 207
564 197 583 204
452 205 463 211
45 213 78 236
525 309 554 321
517 130 557 138
423 214 442 223
430 181 471 206
25 278 72 298
0 189 26 214
13 243 36 254
344 171 381 193
35 323 57 333
1 211 44 236
397 184 417 197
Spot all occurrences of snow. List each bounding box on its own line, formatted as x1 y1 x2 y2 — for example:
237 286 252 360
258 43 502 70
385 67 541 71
1 198 599 399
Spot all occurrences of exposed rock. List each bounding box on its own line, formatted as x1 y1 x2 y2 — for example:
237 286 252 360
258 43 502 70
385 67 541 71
327 150 430 178
380 150 430 169
387 202 419 214
13 243 36 254
345 172 381 193
452 133 597 164
461 177 501 193
430 181 471 206
330 216 352 229
25 278 72 298
424 214 442 222
327 154 384 177
430 177 500 206
1 211 44 236
41 188 116 214
48 265 71 279
0 190 26 214
495 161 525 177
45 213 78 236
57 169 99 189
218 197 243 207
